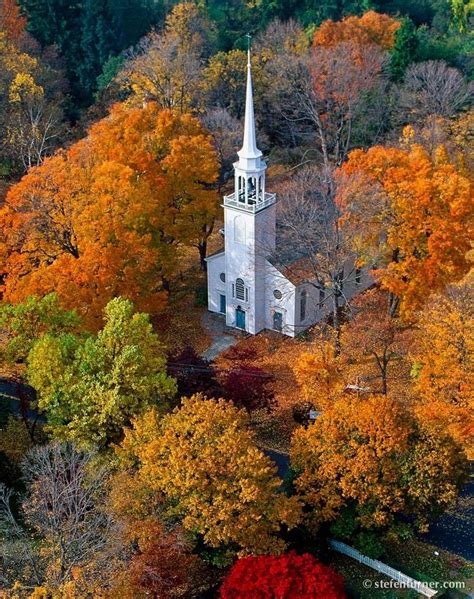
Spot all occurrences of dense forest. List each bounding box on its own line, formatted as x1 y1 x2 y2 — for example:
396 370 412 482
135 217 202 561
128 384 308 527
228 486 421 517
0 0 472 597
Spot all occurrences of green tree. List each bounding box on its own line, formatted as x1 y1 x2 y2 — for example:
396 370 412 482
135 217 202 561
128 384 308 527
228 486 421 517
0 293 80 365
27 297 176 446
389 17 418 80
19 0 162 104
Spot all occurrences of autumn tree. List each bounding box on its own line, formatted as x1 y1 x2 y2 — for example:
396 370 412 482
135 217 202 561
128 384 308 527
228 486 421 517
204 49 263 119
266 16 389 166
412 273 474 456
118 3 214 111
338 140 473 318
220 552 346 599
293 339 345 410
276 166 359 352
0 31 65 172
290 395 468 535
0 0 26 42
341 289 412 397
0 442 124 592
222 365 275 413
117 395 301 561
399 60 473 121
0 104 219 323
27 297 176 446
167 346 220 398
202 107 242 190
107 517 210 598
253 19 311 147
313 11 400 50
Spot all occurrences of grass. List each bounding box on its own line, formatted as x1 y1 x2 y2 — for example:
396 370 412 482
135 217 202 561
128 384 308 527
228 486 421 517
384 538 473 587
330 538 473 599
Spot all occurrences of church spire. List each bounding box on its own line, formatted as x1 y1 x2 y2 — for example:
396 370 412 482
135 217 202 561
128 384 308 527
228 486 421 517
238 48 262 161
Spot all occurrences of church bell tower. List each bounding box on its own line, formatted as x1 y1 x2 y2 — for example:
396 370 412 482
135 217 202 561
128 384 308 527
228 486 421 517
222 49 276 334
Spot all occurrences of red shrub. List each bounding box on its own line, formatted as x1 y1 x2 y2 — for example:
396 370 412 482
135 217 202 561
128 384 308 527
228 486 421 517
220 551 346 599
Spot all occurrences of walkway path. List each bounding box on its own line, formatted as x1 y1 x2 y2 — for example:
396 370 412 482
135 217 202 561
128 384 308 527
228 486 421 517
200 311 238 361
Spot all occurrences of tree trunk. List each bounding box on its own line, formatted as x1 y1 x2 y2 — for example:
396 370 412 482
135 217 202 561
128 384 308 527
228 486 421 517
333 292 341 356
388 292 399 318
198 240 207 272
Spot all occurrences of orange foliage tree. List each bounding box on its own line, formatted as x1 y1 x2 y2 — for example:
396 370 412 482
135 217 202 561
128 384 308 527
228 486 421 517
290 395 468 534
337 140 473 318
0 103 219 326
314 11 400 51
0 0 26 42
412 272 474 455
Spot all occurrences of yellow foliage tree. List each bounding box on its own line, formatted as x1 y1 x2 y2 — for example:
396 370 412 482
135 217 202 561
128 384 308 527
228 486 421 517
412 271 474 455
293 340 345 410
117 395 301 560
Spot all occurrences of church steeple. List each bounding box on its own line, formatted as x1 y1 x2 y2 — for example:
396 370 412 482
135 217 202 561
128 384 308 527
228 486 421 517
238 50 262 162
223 45 275 213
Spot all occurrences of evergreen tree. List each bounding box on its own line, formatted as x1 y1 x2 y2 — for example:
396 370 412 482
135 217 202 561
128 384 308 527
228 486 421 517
389 17 418 80
19 0 163 105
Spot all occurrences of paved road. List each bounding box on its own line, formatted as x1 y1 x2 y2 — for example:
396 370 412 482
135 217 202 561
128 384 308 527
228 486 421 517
419 470 474 561
265 448 474 562
0 378 41 422
2 378 473 561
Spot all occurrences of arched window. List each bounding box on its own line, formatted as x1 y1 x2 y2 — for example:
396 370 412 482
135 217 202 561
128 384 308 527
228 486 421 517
238 176 245 202
235 278 245 300
300 289 307 322
219 272 226 283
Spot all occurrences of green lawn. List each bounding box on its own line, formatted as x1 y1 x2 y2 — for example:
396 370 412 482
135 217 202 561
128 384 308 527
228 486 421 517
330 539 473 599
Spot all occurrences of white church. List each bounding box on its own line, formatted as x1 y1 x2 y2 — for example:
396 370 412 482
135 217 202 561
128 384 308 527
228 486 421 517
206 52 371 337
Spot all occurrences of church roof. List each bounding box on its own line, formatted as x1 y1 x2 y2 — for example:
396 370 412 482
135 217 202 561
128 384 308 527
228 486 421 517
205 248 225 261
268 223 318 285
268 255 316 285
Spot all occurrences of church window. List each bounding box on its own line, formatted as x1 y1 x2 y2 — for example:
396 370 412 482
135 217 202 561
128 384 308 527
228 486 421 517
300 289 307 321
219 272 226 283
355 267 361 285
273 289 282 300
235 278 245 301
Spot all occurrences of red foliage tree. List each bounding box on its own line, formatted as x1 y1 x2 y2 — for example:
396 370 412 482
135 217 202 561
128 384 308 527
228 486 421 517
220 551 346 599
167 345 221 398
223 365 275 412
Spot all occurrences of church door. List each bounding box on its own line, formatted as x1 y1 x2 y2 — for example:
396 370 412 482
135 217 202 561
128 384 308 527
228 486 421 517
236 306 246 330
219 294 226 314
273 311 283 332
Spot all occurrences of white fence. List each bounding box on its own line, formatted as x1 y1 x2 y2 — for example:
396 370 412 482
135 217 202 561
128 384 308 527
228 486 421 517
329 539 438 598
